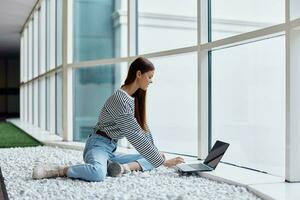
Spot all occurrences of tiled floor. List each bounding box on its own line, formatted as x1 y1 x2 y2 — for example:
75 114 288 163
249 182 300 200
7 118 300 200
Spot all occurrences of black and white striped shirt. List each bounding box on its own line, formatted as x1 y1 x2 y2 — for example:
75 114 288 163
95 89 165 168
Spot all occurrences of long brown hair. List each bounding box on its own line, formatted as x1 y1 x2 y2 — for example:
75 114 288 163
123 57 155 131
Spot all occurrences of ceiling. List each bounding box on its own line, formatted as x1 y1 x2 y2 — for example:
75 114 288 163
0 0 37 55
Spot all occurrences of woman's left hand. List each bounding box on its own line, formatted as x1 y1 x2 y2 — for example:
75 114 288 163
163 157 185 167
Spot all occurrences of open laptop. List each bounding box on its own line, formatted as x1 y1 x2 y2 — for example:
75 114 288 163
176 140 230 173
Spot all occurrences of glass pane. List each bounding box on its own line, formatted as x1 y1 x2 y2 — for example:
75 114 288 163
148 53 198 156
24 85 28 121
73 63 126 141
73 0 126 62
291 0 300 20
211 0 284 41
49 0 56 69
46 77 50 131
138 0 197 54
20 86 23 121
39 78 46 129
34 81 39 126
56 73 62 136
291 26 300 67
33 12 39 77
24 29 28 81
39 1 46 74
28 83 33 124
46 0 50 70
56 0 62 66
211 36 285 176
49 75 56 133
28 20 33 80
32 82 35 124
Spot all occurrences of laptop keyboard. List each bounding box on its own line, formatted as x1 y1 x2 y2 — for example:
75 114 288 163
178 165 195 171
190 163 212 170
179 163 212 171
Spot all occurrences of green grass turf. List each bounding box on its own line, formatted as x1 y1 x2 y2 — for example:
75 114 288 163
0 122 42 148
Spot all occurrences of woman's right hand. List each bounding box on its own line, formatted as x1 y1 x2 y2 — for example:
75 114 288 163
163 157 185 168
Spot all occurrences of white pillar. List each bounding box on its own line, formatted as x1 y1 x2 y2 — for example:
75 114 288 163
127 0 137 57
286 24 300 182
62 0 73 141
198 0 209 159
285 0 300 182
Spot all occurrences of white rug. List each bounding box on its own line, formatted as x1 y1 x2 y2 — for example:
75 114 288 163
0 146 261 200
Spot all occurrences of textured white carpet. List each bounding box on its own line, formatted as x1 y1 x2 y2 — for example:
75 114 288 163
0 146 261 200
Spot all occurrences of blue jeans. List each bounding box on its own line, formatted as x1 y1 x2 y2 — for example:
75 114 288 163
67 133 155 182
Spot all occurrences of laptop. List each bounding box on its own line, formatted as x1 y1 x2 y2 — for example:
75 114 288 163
176 140 230 173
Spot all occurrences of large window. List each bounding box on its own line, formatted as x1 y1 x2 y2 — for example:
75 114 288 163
19 0 300 181
138 0 197 54
73 63 126 141
211 0 284 41
148 53 198 156
73 0 126 62
290 0 300 20
211 36 285 176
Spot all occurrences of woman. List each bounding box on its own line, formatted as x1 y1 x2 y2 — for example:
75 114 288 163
32 57 185 182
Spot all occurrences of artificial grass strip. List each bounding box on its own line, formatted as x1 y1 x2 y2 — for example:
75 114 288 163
0 122 42 148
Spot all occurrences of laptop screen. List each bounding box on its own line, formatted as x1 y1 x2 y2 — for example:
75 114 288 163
203 140 230 169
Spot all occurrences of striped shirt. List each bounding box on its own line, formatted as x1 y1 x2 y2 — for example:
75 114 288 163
94 89 165 168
